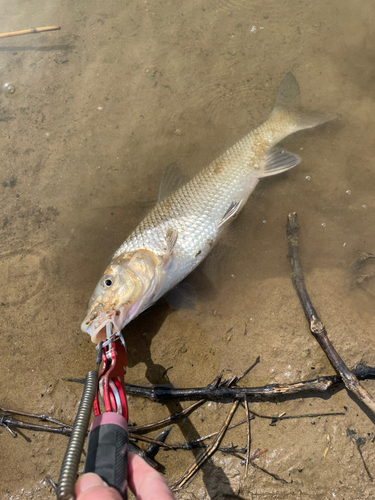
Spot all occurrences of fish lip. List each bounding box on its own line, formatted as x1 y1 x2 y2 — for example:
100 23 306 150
82 310 123 344
82 303 144 344
81 302 141 344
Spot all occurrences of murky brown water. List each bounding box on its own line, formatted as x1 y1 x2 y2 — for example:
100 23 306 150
1 1 375 498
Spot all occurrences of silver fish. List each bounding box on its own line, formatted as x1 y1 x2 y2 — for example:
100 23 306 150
81 73 336 343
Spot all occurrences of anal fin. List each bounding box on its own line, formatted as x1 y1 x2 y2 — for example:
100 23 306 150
259 147 301 178
218 199 243 227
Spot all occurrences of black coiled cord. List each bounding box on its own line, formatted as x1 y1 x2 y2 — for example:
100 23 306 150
57 370 98 500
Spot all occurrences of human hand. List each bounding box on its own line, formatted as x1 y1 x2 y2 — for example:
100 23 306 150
75 452 175 500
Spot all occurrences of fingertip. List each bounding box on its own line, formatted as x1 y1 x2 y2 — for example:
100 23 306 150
128 453 175 499
76 473 121 500
76 473 108 494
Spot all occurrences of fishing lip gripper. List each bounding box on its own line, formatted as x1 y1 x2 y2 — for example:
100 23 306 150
85 324 129 498
57 323 129 500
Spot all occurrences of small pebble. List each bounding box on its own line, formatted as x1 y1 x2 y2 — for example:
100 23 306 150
343 242 347 247
305 175 311 181
231 274 236 278
362 204 367 209
346 190 351 195
321 223 326 228
97 106 103 111
263 220 267 224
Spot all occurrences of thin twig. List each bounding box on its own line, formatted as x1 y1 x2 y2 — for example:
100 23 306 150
0 413 73 437
244 396 251 478
130 400 204 433
356 440 373 482
45 476 58 492
0 407 73 428
286 212 375 415
0 419 17 437
172 401 240 491
248 409 345 422
130 433 175 450
188 418 252 444
347 429 373 482
251 462 290 484
0 26 60 39
249 448 267 462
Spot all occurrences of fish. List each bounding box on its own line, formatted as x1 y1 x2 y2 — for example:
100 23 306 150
81 72 336 343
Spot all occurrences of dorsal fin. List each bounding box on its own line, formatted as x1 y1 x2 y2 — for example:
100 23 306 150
157 163 190 201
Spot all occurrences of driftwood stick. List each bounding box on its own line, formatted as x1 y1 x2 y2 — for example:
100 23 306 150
0 26 60 39
124 363 375 402
4 364 374 437
130 360 260 432
286 212 375 415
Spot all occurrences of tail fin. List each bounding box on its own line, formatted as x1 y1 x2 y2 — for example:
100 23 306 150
258 73 338 179
272 72 338 132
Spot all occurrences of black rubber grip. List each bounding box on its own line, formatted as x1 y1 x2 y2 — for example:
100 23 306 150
84 413 128 499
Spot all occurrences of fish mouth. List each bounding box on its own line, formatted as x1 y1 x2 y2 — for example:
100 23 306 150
82 310 122 344
81 300 144 344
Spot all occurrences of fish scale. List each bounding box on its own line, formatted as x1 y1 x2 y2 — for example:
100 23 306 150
112 114 288 295
81 72 337 343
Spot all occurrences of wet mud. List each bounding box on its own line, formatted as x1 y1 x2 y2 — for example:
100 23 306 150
1 1 375 499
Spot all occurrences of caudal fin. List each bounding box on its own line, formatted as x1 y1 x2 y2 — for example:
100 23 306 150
272 72 338 132
258 73 337 178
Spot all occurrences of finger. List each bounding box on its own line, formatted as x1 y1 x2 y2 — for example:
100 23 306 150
128 452 175 500
75 473 122 500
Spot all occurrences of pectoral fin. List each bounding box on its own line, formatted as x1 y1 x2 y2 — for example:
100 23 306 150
160 227 178 265
166 227 178 253
166 281 197 310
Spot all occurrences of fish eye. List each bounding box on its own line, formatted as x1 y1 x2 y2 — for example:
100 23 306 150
102 276 113 288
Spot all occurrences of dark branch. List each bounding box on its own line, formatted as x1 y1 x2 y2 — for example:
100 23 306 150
124 364 375 403
286 212 375 415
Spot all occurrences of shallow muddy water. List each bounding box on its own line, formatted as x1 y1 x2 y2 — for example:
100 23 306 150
1 1 375 499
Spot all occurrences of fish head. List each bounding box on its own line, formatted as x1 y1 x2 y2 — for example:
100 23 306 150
81 250 159 343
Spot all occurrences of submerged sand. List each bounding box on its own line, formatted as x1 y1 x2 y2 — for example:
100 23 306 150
1 1 375 498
